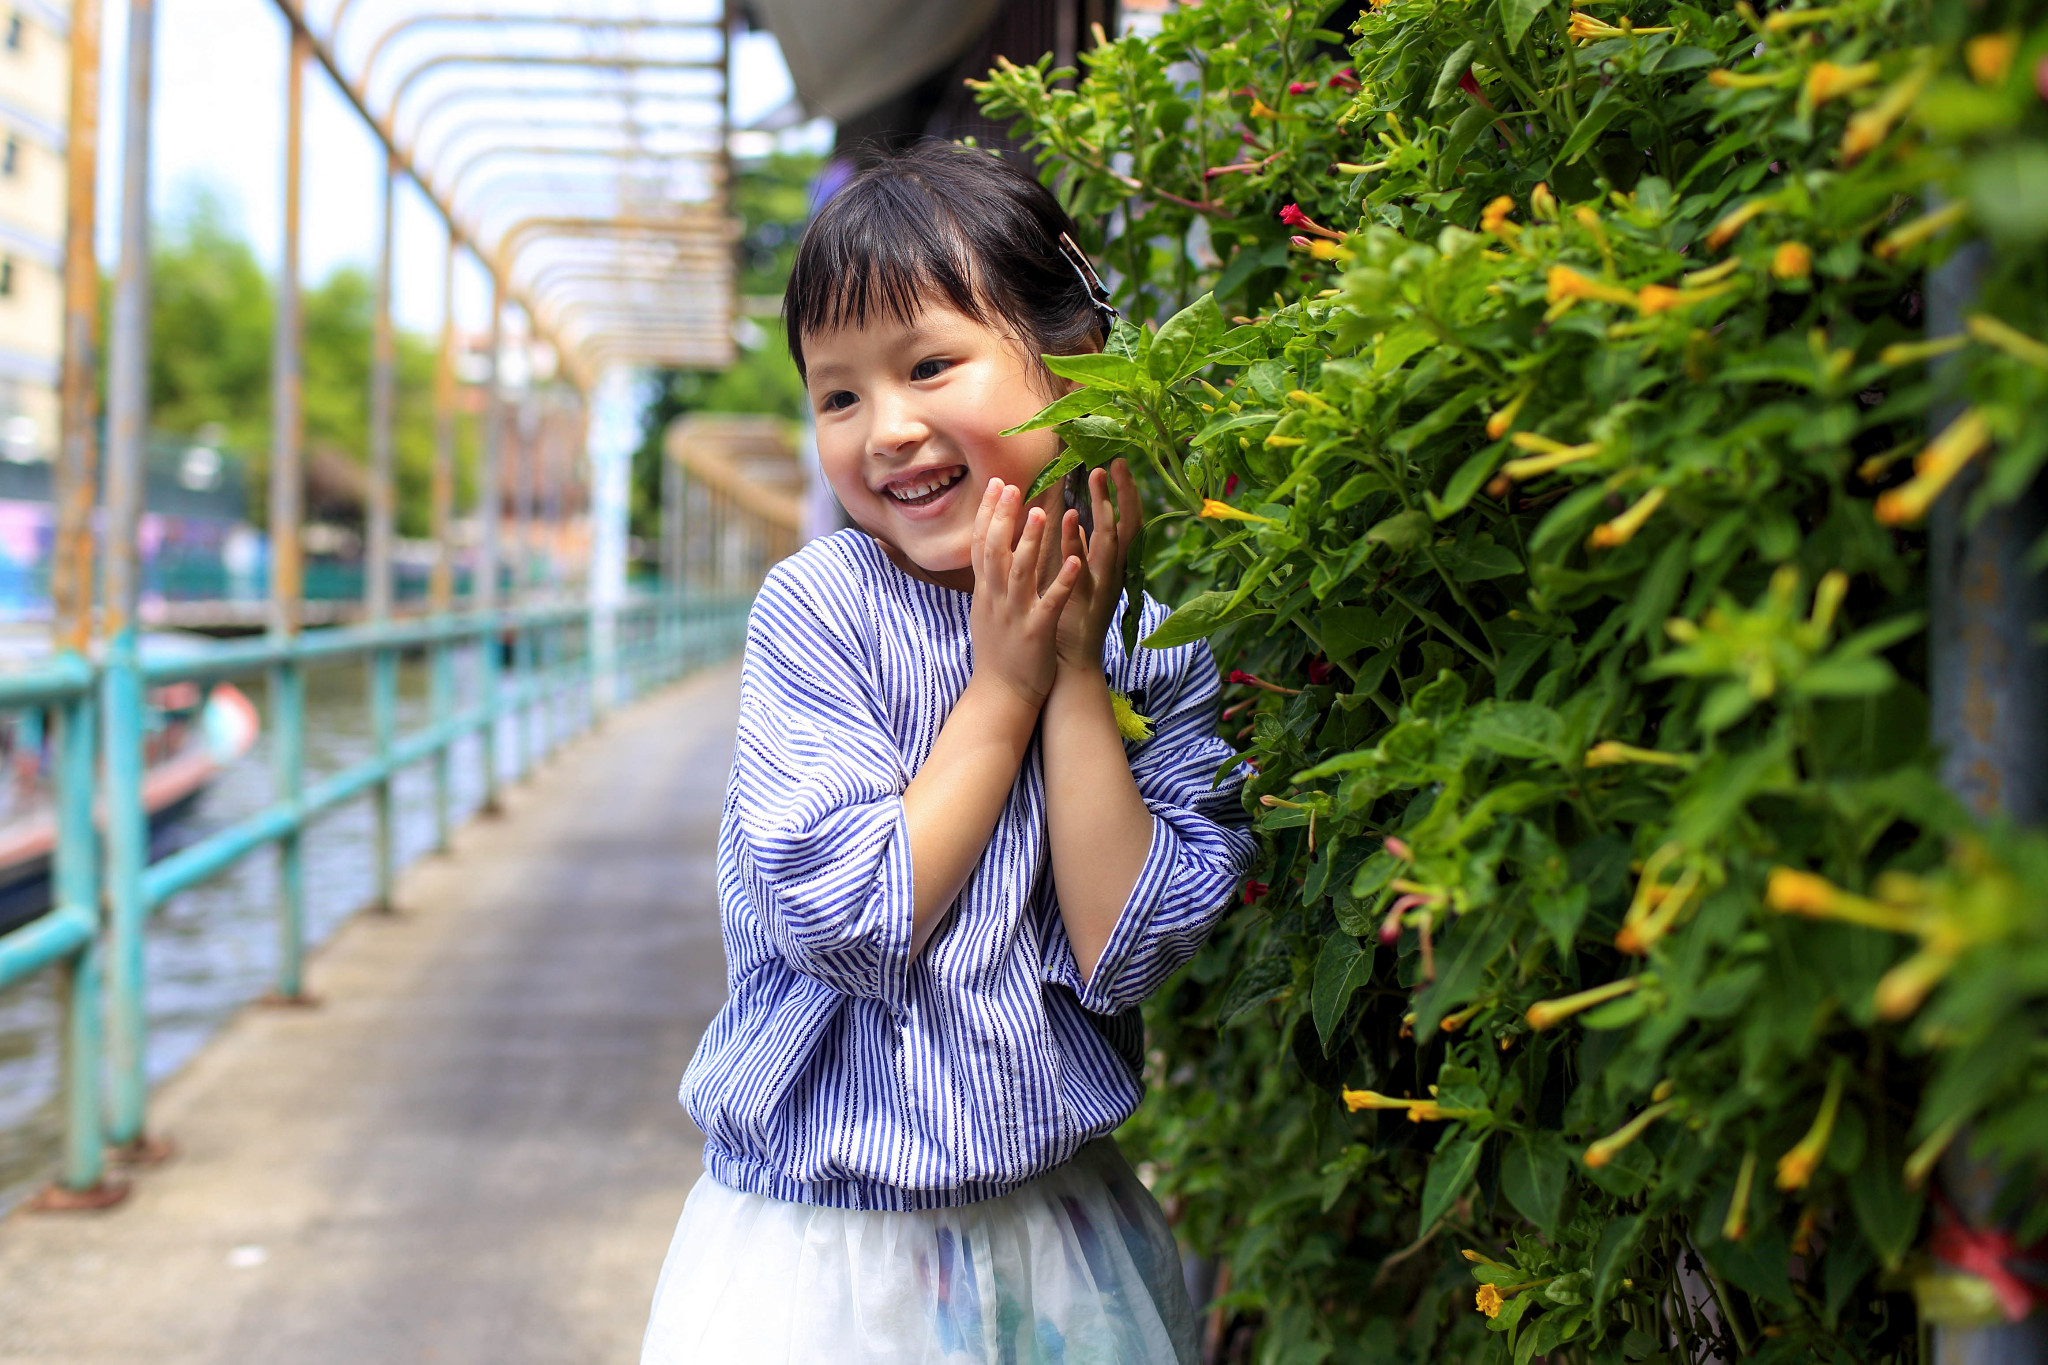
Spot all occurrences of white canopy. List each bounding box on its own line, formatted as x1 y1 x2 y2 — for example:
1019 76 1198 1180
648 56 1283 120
748 0 1006 121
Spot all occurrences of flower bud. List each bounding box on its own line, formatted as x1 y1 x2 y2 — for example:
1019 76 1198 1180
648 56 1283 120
1772 241 1813 280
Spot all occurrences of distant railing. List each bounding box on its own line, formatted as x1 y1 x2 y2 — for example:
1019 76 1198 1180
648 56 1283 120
0 591 747 1205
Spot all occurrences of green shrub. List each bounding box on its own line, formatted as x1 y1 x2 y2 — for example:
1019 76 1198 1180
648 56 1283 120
977 2 2048 1360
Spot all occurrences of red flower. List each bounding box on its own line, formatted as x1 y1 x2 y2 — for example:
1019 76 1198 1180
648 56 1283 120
1307 659 1334 685
1288 81 1317 95
2037 54 2048 102
1279 203 1312 228
1224 473 1238 496
1228 670 1255 686
1328 68 1360 90
1242 880 1270 905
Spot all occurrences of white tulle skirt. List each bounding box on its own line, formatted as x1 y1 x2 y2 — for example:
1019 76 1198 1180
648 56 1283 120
640 1139 1198 1364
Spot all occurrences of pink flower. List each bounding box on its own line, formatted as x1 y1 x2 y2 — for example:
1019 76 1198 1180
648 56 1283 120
1290 235 1313 249
1242 880 1270 905
1384 836 1411 861
1279 204 1344 240
1307 659 1334 685
1288 81 1317 95
1224 474 1238 496
1328 68 1359 90
2036 54 2048 102
1279 203 1311 227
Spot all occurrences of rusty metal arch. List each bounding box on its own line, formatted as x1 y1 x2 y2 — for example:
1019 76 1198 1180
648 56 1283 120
407 85 725 163
358 12 717 94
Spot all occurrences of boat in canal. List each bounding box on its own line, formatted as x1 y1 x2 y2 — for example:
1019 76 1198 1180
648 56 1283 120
0 629 261 938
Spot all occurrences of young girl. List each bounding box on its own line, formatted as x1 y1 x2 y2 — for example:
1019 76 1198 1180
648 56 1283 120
641 142 1256 1364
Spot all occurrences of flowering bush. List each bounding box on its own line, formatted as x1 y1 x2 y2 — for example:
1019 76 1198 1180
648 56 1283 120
976 1 2048 1360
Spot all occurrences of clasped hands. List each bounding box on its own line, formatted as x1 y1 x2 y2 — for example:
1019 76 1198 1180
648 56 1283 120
967 458 1141 713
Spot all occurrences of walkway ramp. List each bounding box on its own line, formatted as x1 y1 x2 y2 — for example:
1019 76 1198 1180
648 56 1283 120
0 665 741 1365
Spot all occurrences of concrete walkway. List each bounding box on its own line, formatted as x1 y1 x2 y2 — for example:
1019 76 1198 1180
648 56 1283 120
0 664 741 1365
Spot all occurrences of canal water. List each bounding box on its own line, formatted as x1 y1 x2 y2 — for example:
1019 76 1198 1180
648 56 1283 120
0 649 585 1212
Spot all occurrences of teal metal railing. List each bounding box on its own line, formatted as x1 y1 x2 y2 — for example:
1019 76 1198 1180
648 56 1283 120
0 591 747 1197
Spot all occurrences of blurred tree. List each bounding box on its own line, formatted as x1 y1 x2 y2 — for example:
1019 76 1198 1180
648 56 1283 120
140 183 473 536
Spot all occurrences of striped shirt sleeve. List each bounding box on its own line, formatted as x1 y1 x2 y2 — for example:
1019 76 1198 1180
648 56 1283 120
1042 635 1257 1016
727 565 916 1006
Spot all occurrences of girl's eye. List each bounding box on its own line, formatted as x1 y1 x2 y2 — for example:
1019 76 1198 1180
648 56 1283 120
820 390 857 412
911 358 950 381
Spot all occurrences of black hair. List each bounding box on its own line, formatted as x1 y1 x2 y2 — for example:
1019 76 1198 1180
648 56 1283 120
783 141 1109 383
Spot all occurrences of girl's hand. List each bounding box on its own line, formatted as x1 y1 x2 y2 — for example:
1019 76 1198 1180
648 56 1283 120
970 478 1081 710
1054 460 1142 674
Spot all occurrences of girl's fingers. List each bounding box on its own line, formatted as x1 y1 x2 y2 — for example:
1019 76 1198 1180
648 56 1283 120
1088 468 1119 579
1011 506 1046 595
970 477 1001 576
985 483 1017 585
1061 507 1086 569
1035 554 1083 622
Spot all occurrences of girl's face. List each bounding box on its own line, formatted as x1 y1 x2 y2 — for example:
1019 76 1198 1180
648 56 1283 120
804 302 1066 590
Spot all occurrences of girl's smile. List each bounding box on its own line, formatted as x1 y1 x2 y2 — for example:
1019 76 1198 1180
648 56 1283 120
805 304 1068 590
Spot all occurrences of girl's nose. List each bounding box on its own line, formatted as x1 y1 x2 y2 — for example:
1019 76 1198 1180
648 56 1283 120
866 390 929 457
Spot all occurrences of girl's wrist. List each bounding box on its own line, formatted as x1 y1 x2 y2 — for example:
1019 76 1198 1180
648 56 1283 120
965 669 1053 732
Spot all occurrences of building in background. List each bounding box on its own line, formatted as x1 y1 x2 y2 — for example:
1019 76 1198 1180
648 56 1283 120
0 0 67 467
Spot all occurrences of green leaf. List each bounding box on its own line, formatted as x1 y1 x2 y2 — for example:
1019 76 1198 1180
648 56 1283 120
1554 84 1621 167
1419 1135 1484 1231
1122 517 1148 656
1430 41 1479 108
1848 1123 1925 1271
1793 655 1896 699
1312 934 1374 1052
1000 387 1122 436
1591 1213 1645 1310
1966 143 2048 244
1429 446 1500 521
1213 240 1288 304
1364 509 1433 555
1024 450 1083 501
1042 351 1148 392
1149 292 1224 382
1501 1132 1571 1234
1142 589 1255 649
1500 0 1552 52
1468 702 1564 761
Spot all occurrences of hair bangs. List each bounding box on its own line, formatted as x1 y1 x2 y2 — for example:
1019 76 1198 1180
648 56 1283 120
784 177 990 379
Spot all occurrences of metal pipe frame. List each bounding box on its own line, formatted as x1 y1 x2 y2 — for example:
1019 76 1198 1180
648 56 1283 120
100 0 156 1157
408 89 724 167
359 12 718 97
387 53 721 139
443 140 720 204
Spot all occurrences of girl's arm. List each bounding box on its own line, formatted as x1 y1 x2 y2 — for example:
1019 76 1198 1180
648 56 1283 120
1039 668 1155 980
1041 461 1155 982
902 480 1079 955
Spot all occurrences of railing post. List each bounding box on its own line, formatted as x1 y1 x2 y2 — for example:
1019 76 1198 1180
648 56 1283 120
37 0 120 1207
367 146 398 911
478 268 505 813
1927 244 2048 1362
429 235 456 852
100 0 158 1158
267 26 311 1004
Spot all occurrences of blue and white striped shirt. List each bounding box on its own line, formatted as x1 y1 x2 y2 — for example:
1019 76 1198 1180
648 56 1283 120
680 530 1256 1211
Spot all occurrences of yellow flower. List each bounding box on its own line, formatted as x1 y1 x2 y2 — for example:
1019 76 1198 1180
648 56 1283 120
1587 486 1668 549
1841 62 1934 164
1765 867 1924 933
1485 388 1529 441
1874 408 1993 526
1874 946 1955 1020
1248 98 1282 119
1875 202 1970 260
1502 433 1604 481
1965 313 2048 371
1476 1284 1505 1318
1109 691 1153 743
1198 498 1282 525
1481 195 1517 234
1772 241 1813 280
1805 60 1880 105
1525 976 1643 1031
1964 32 2018 86
1584 741 1694 769
1530 182 1559 222
1706 199 1776 251
1342 1088 1417 1112
1775 1061 1846 1190
1546 265 1638 308
1568 11 1673 40
1722 1148 1758 1241
1585 1099 1679 1168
